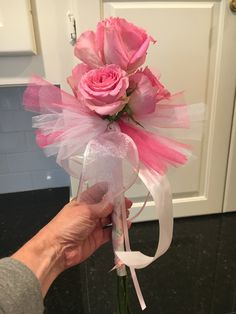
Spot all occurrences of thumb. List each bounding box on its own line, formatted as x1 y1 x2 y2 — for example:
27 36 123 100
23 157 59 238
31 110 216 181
90 195 113 219
79 182 108 204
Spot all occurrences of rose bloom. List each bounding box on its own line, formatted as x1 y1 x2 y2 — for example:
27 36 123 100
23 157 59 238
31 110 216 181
128 67 170 116
74 17 155 73
67 63 91 98
69 64 129 116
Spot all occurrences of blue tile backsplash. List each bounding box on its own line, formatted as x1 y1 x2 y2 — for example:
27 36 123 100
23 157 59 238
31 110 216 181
0 86 69 193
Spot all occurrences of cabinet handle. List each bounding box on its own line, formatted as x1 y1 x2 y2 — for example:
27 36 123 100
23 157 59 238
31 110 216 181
230 0 236 12
67 11 77 46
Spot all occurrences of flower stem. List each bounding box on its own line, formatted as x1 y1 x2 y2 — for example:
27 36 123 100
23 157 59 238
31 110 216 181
117 274 132 314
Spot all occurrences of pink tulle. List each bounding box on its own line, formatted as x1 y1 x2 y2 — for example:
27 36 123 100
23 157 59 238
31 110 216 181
23 76 108 167
23 75 92 114
35 130 63 148
135 92 190 128
23 76 199 176
119 120 190 174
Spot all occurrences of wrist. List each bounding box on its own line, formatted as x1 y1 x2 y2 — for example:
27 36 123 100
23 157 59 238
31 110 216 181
12 227 65 297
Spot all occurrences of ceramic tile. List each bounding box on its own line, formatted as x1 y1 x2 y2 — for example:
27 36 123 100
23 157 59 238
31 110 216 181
0 110 34 132
25 131 39 152
0 86 24 111
7 151 59 172
31 169 69 190
0 132 27 153
0 154 8 174
0 172 32 193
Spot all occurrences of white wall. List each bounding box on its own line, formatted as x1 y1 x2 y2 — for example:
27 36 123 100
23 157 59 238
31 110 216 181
0 1 74 193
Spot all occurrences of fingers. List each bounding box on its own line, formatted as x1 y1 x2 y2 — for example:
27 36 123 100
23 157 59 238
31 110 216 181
79 184 133 207
71 193 132 223
72 192 132 208
90 197 113 219
91 224 112 248
101 206 132 228
125 198 132 209
127 220 132 229
79 182 108 204
87 196 132 221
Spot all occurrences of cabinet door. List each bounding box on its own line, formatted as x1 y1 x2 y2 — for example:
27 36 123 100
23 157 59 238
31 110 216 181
0 0 76 86
0 0 36 55
70 0 236 220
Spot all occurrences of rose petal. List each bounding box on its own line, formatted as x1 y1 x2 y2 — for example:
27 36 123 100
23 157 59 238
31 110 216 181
86 99 126 115
129 73 157 115
67 63 90 96
143 67 170 100
96 22 105 63
103 26 129 70
77 64 128 115
128 37 154 72
74 31 103 68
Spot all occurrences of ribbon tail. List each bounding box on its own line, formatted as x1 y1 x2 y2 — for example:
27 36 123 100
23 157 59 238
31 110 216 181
128 192 150 222
115 163 173 269
120 196 146 310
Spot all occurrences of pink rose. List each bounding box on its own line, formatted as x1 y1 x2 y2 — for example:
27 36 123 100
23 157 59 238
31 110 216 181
75 17 155 73
128 67 170 115
78 64 129 115
67 63 91 97
142 67 170 101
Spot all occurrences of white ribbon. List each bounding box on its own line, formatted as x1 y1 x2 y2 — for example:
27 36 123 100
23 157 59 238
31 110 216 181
116 164 173 269
72 130 173 310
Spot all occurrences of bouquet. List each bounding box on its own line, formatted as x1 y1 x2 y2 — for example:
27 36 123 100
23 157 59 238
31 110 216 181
23 17 204 313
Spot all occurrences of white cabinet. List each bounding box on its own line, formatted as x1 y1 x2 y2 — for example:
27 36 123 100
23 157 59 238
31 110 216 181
0 0 75 86
0 0 36 55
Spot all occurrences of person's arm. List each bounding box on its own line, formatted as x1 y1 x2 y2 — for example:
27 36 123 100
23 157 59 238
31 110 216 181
12 190 114 296
11 226 65 298
0 257 44 314
0 183 132 313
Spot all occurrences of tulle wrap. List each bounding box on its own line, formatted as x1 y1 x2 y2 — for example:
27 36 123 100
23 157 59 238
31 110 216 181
23 75 204 310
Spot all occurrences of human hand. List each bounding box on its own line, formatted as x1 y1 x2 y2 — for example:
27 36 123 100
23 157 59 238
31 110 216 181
12 183 132 297
47 183 132 268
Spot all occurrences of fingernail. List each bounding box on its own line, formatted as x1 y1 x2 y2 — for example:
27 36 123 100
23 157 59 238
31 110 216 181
126 198 133 208
127 220 132 229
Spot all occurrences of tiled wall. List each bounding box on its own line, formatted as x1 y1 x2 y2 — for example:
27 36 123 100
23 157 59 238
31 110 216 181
0 86 69 193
